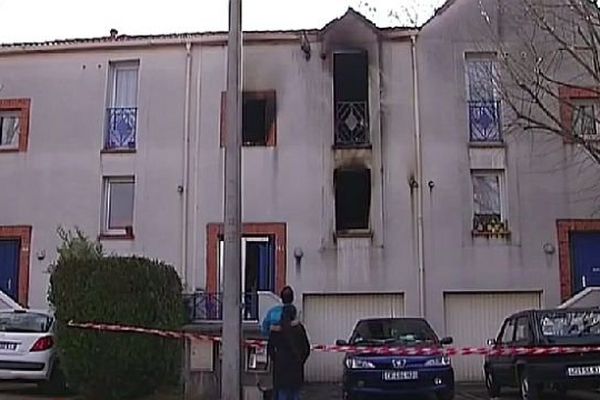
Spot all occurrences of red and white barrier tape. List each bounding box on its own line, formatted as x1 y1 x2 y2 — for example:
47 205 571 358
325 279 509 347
68 321 600 356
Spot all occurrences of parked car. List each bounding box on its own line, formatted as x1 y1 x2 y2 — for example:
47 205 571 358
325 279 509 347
337 317 454 400
484 308 600 400
0 309 65 392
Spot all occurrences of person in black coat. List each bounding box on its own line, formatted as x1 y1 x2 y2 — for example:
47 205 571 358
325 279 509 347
267 304 310 400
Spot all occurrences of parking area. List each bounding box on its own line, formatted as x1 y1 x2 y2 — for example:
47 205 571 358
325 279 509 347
0 383 598 400
301 383 600 400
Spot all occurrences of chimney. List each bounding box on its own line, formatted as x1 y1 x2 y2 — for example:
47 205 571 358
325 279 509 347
109 29 118 39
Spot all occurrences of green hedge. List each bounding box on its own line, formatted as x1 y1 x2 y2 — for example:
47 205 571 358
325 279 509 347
49 230 184 400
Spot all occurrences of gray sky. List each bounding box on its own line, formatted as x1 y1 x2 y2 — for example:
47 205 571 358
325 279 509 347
0 0 444 43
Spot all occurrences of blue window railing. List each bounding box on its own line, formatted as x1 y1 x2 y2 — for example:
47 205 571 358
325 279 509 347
469 101 502 142
184 292 259 322
106 107 137 150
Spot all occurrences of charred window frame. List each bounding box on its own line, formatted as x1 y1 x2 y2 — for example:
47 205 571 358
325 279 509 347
220 91 276 147
333 51 370 148
334 167 371 233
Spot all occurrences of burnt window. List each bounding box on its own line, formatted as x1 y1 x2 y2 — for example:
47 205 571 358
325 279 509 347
334 51 370 147
335 167 371 232
220 91 276 147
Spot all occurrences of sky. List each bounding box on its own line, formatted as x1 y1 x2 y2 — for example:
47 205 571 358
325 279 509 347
0 0 445 44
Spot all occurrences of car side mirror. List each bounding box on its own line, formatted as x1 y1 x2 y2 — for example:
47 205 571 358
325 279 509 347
440 336 453 346
336 339 348 346
487 338 497 346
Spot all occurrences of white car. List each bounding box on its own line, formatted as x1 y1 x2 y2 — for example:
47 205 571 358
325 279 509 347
0 309 65 392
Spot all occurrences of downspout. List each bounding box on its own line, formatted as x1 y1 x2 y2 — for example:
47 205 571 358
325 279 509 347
191 46 203 292
411 35 426 317
181 42 193 290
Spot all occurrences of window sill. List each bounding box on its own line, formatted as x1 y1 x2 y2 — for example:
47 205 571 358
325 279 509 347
335 229 373 239
468 141 505 148
0 147 21 153
99 232 135 241
471 230 511 239
101 148 137 154
332 143 372 150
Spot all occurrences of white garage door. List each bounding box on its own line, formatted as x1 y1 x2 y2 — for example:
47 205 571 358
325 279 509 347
444 292 541 382
303 293 404 382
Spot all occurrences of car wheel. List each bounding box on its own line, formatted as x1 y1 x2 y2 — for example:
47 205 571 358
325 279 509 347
519 369 539 400
485 369 501 397
38 363 67 394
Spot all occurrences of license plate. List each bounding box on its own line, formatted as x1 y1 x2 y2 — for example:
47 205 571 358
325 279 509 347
568 365 600 377
0 342 17 351
383 370 418 381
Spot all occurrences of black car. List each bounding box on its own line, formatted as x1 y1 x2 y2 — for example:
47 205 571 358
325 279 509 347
338 318 455 400
484 308 600 399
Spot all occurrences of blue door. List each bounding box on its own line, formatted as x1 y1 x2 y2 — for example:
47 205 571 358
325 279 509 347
571 232 600 292
0 240 20 300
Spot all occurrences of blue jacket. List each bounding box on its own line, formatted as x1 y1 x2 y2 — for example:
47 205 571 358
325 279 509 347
261 305 283 337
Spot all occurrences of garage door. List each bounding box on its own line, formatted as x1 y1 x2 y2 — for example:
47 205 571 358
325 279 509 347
303 293 404 382
444 292 541 382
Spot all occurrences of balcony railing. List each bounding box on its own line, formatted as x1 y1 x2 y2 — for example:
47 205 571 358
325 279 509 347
469 101 502 142
106 107 137 150
335 101 369 147
184 292 259 322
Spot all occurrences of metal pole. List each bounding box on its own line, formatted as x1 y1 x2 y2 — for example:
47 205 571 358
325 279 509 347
222 0 242 399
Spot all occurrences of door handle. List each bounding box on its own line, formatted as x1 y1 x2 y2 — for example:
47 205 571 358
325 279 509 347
583 275 587 288
7 279 11 291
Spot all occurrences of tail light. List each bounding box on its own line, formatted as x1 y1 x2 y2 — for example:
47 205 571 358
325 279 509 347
30 336 54 352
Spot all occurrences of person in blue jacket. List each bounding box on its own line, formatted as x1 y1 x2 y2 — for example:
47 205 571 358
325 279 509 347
261 286 294 337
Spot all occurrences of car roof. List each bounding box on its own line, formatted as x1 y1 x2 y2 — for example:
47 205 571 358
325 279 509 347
507 307 600 319
0 309 53 316
356 317 430 323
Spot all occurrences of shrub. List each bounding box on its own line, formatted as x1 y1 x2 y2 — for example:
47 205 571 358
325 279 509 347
49 229 184 400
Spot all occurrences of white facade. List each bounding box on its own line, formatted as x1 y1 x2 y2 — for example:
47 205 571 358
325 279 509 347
0 2 599 382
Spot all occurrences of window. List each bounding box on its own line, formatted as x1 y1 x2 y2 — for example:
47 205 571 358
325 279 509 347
0 111 20 149
0 99 30 153
472 171 508 235
220 91 276 147
514 317 532 345
572 102 599 139
105 61 139 150
466 56 502 142
102 177 135 238
334 51 370 147
499 318 516 345
334 167 371 232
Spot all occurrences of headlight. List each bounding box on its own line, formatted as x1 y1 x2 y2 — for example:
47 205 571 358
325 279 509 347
345 358 376 369
424 356 451 367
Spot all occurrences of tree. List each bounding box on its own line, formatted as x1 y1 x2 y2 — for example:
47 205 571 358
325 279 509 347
479 0 600 165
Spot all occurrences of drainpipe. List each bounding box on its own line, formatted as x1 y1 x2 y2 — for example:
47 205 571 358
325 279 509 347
181 42 193 290
411 35 426 317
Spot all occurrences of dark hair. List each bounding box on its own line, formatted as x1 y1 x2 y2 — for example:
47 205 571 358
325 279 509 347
280 286 294 304
281 304 297 331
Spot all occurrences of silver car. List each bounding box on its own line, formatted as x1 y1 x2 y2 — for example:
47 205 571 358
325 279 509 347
0 309 64 391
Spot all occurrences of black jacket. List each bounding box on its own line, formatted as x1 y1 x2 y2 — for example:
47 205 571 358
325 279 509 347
267 321 311 390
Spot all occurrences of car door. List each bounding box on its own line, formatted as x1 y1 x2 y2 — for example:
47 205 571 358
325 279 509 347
494 317 516 385
511 316 534 383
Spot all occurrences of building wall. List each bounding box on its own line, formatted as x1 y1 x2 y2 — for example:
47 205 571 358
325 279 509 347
417 0 600 334
0 47 189 307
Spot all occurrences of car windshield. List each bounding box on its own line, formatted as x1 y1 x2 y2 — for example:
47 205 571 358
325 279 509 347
538 311 600 343
350 319 438 346
0 312 53 333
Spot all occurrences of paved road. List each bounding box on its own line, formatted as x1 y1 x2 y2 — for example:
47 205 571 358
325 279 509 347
0 383 598 399
302 383 600 400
